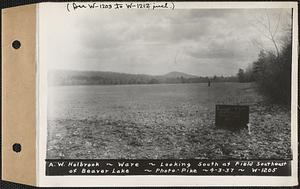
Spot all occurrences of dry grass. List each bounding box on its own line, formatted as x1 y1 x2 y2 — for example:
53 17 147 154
47 83 291 159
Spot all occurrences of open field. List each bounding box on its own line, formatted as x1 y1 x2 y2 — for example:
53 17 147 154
47 82 291 159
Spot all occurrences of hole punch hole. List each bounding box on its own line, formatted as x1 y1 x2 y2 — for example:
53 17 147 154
13 143 22 153
12 40 21 49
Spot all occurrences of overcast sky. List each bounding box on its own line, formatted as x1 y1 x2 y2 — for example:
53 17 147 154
40 4 291 76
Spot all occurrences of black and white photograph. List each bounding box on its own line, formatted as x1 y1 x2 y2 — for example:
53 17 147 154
43 3 293 161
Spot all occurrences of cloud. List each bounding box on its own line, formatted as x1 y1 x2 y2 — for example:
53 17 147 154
40 6 292 76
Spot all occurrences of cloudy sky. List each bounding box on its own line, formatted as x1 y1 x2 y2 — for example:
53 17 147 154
39 3 291 76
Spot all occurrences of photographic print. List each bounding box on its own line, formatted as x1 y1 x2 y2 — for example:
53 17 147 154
1 1 297 187
44 4 293 161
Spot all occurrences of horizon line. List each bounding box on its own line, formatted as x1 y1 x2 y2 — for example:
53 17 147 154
48 68 236 78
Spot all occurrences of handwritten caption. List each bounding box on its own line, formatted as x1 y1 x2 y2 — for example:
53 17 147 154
46 160 291 176
66 2 175 12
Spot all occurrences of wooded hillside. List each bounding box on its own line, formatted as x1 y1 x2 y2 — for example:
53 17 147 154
48 70 238 86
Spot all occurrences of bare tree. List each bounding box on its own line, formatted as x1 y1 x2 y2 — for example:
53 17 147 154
252 9 283 58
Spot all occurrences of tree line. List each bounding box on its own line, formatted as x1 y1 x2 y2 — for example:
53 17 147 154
236 11 292 106
48 70 238 86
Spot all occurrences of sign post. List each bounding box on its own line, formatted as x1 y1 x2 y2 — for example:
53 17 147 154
215 105 249 131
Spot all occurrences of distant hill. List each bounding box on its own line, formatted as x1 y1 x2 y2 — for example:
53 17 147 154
48 70 237 86
162 71 198 78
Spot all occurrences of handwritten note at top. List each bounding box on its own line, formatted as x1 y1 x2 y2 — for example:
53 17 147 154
66 2 175 12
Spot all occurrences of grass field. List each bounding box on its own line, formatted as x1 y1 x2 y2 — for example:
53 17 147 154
47 82 291 159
